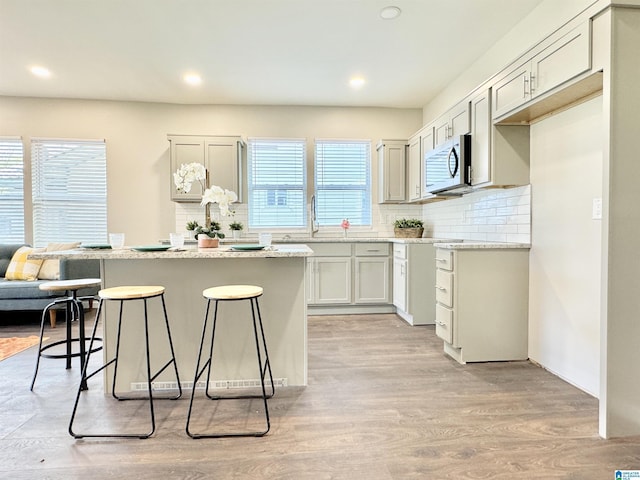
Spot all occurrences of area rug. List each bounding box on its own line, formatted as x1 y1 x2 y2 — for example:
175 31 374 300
0 336 47 361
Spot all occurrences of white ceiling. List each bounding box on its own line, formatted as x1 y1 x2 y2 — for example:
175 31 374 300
0 0 544 109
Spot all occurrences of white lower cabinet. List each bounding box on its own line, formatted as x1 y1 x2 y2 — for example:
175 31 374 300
314 257 352 304
354 243 390 304
434 247 529 364
392 256 407 313
392 243 436 326
307 242 390 309
307 243 352 305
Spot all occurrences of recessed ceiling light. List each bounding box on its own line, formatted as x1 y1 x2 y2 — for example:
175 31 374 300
30 65 51 78
183 73 202 86
380 6 401 20
350 77 366 89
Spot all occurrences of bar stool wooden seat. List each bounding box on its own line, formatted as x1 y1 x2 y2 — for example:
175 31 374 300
69 285 182 439
31 278 102 391
186 284 274 439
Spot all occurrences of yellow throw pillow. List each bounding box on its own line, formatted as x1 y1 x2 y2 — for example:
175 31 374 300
5 246 46 281
38 242 81 280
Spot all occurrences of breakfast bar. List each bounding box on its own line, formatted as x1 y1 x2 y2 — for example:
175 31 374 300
31 245 313 390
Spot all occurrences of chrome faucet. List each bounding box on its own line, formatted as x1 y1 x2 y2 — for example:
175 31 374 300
310 195 319 236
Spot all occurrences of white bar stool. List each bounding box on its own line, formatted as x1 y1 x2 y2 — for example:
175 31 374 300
31 278 102 391
186 284 274 438
69 285 182 439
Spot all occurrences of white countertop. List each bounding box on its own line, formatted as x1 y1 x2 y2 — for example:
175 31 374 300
270 237 461 244
29 244 314 260
434 242 531 250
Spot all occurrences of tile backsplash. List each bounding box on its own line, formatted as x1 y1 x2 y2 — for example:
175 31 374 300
174 184 530 243
421 185 531 243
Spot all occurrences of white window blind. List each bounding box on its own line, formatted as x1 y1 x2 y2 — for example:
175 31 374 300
0 138 25 243
31 139 107 246
315 140 371 226
248 138 306 228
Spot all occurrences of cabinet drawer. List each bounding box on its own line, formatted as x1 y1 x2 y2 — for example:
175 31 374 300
311 243 352 257
435 303 453 344
393 244 407 259
355 243 389 257
435 269 453 307
435 249 454 271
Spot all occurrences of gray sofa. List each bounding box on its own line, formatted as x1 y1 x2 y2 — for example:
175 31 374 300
0 244 100 326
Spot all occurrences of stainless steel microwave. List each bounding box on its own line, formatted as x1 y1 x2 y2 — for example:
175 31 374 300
424 134 471 194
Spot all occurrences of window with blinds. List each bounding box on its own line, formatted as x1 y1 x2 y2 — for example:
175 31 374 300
0 138 25 243
31 139 107 246
247 138 306 228
315 140 371 226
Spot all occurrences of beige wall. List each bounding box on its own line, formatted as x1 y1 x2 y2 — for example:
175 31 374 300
529 95 603 397
0 97 421 244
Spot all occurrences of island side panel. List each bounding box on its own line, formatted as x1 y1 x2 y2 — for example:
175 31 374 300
100 256 307 390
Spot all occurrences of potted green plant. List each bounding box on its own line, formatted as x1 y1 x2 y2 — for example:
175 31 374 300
186 220 200 240
393 218 424 238
195 221 225 248
229 221 244 240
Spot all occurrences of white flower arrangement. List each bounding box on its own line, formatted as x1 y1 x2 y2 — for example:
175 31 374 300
174 162 237 217
201 185 238 217
174 162 206 193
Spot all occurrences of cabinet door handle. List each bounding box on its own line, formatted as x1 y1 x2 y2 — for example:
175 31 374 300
435 258 446 262
436 321 446 327
523 74 529 97
529 73 536 93
435 286 446 291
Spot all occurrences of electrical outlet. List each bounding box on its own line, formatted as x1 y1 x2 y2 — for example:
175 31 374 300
592 198 602 220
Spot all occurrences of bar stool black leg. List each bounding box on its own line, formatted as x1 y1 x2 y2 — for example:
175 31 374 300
159 294 182 400
204 300 220 400
249 297 271 433
74 293 88 391
31 291 95 391
252 298 274 399
186 294 273 439
65 299 72 369
30 302 52 391
110 300 125 400
69 292 181 439
186 299 212 438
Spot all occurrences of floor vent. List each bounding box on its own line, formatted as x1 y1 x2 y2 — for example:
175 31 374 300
130 378 288 392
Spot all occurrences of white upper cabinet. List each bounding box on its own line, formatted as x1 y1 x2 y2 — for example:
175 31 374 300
468 87 530 189
407 135 422 202
407 124 434 202
492 21 591 120
377 140 407 203
420 126 435 199
168 135 244 203
469 89 491 186
434 100 471 148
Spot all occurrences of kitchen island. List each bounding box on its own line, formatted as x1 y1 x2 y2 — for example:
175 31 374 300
31 245 313 391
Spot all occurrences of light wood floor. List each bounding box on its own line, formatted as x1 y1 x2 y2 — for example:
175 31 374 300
1 311 639 479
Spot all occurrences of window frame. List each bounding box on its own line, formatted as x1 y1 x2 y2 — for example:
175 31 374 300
31 138 108 247
314 138 372 229
0 137 25 243
247 137 308 230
